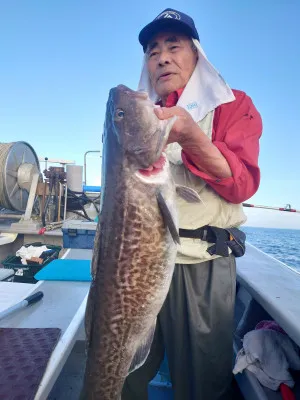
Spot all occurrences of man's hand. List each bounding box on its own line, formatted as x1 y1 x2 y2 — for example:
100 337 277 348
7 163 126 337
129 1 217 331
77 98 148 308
154 106 199 145
154 105 233 179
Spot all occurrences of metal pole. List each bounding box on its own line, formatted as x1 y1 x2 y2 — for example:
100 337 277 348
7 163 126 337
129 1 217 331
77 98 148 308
64 184 68 220
0 214 22 220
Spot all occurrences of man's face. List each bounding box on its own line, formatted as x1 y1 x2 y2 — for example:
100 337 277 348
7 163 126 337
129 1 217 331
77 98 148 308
146 32 198 101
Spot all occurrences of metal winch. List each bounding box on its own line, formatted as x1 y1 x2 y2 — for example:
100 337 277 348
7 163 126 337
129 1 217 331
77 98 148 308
0 142 41 212
0 141 99 232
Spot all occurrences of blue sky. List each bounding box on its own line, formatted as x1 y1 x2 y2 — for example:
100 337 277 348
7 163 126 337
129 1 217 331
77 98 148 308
1 1 299 227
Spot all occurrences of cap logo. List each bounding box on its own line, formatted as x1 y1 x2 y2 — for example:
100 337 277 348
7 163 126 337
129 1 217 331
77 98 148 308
156 11 181 20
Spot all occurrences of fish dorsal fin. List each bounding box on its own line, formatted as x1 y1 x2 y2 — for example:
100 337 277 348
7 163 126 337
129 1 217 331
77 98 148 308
176 185 202 203
128 320 157 375
156 190 180 245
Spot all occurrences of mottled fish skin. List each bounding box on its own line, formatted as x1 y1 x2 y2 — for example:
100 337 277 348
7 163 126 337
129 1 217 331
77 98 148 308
80 85 178 399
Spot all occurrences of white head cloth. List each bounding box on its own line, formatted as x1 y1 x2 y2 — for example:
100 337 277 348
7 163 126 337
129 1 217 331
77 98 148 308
137 39 235 121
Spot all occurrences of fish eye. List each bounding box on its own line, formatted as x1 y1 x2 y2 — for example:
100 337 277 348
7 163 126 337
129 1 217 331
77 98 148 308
115 109 125 120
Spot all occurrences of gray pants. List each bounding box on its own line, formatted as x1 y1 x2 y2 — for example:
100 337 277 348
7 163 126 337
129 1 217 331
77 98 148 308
122 255 236 400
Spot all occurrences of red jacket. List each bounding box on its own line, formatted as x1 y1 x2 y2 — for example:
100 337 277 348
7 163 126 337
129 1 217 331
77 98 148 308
164 89 262 204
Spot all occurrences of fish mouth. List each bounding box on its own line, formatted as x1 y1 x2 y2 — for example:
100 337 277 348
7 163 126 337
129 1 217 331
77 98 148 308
138 153 166 176
135 153 168 183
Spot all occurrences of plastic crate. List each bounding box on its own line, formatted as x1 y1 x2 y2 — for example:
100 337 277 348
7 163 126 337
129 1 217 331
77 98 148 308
62 220 97 249
1 242 61 283
0 268 14 282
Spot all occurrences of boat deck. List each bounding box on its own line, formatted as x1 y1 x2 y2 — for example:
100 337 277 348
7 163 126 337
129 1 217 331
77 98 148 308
48 243 300 400
0 249 91 400
1 242 300 399
48 340 86 400
48 340 245 400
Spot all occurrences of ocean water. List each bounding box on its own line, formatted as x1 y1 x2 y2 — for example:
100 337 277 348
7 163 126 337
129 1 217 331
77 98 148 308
242 226 300 271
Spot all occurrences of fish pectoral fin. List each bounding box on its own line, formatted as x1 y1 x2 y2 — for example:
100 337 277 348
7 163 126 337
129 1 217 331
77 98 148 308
128 321 157 375
176 185 202 203
156 190 180 245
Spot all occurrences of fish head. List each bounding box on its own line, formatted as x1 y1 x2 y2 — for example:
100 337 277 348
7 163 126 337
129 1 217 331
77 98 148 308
107 84 176 174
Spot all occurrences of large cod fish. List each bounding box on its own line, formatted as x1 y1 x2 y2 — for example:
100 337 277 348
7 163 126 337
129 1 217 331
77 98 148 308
80 85 199 399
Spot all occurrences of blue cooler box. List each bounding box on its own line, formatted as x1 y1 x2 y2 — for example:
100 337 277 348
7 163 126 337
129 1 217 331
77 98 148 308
148 376 173 400
148 354 173 399
62 220 97 249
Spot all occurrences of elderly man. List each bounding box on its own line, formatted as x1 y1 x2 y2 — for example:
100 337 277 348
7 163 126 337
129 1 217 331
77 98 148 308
122 8 262 400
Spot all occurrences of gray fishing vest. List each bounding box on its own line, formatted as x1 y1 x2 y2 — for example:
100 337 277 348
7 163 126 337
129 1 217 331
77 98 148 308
165 110 247 264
